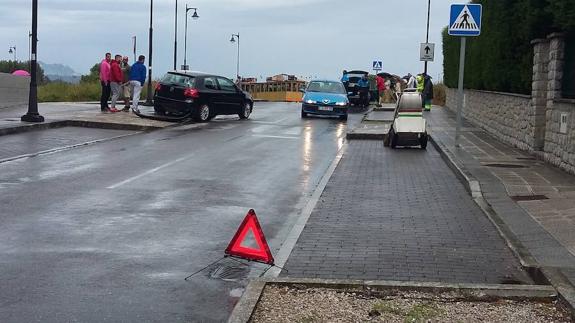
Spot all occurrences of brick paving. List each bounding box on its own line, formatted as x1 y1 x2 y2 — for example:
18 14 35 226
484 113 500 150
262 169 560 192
282 140 531 284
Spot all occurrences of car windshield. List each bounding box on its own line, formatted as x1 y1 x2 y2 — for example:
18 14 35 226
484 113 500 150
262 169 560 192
161 73 196 87
306 81 346 94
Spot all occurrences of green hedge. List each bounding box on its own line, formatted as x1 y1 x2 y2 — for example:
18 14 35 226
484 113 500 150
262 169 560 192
443 0 575 94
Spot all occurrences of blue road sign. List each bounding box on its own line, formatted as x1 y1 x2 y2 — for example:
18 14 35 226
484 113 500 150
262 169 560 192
449 4 482 36
372 61 382 70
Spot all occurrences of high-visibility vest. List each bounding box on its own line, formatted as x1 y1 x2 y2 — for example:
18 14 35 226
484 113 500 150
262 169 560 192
416 75 424 92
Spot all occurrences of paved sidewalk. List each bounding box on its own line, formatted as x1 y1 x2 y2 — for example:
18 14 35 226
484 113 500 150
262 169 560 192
427 106 575 286
282 140 532 284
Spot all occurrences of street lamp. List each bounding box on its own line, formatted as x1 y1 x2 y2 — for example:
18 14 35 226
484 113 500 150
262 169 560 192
183 5 199 70
230 33 240 80
145 0 154 106
21 0 44 123
8 46 16 61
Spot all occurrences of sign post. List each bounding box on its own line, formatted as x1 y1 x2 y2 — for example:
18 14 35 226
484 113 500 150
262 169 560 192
420 43 435 62
449 4 482 147
372 60 382 74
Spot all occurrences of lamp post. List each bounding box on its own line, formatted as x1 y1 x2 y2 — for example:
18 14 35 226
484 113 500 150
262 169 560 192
21 0 44 123
173 0 178 70
230 33 240 80
183 5 199 70
8 46 16 61
424 0 431 75
145 0 154 106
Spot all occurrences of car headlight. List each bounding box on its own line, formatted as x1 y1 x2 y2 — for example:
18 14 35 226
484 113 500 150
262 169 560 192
305 99 317 104
336 102 347 106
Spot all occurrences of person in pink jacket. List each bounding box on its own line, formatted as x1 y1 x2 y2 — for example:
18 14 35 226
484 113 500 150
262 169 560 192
99 53 112 112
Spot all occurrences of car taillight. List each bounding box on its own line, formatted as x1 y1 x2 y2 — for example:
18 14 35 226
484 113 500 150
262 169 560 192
184 88 199 98
155 83 162 92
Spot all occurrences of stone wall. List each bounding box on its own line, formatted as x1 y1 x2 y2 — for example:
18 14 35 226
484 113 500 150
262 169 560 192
544 99 575 174
0 72 30 109
445 88 534 151
445 32 575 175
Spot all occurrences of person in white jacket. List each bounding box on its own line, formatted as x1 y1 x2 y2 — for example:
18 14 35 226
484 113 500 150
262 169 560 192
406 73 417 89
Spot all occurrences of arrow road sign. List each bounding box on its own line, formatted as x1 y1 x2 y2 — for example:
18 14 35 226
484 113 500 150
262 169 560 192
449 4 482 36
420 43 435 62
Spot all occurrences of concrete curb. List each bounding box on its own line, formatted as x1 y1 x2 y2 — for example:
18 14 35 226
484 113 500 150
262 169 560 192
262 143 348 278
228 278 559 323
0 119 175 137
0 120 68 136
429 135 575 317
346 132 387 140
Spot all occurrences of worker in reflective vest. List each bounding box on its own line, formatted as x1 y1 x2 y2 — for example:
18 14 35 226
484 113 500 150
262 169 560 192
416 74 425 108
423 74 434 111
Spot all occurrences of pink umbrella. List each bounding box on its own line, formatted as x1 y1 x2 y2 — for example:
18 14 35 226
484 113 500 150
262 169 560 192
12 70 31 77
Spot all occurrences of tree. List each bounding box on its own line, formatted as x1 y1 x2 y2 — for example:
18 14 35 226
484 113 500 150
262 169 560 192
0 60 47 84
80 63 100 83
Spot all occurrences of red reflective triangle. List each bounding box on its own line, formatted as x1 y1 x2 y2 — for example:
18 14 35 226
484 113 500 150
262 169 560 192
225 209 274 265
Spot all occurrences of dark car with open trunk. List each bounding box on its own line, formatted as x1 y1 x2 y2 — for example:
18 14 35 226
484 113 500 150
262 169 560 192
153 71 254 122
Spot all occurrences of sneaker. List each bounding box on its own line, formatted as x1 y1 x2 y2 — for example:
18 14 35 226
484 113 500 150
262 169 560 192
122 107 130 112
132 107 140 114
101 108 110 113
109 107 120 113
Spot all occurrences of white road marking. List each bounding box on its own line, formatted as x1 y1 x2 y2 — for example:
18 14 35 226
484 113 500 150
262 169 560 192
251 135 299 140
107 153 193 189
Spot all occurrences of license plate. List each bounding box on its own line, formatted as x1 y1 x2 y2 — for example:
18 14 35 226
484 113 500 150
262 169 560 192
318 106 333 111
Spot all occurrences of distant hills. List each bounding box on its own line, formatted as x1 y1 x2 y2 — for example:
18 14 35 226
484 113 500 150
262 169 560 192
39 62 81 84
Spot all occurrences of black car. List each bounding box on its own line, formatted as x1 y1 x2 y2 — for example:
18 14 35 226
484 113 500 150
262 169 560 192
154 71 254 122
343 70 370 106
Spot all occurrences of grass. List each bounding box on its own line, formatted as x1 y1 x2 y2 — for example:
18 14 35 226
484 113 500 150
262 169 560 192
371 301 443 322
38 81 155 103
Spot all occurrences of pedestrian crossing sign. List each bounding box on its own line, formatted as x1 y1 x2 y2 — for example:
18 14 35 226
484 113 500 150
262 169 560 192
373 61 382 71
449 4 482 36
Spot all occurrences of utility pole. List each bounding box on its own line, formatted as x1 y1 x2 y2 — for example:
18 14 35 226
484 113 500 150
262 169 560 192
173 0 178 70
21 0 44 123
145 0 154 105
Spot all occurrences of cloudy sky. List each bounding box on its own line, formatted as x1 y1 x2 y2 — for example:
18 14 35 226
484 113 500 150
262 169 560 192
0 0 454 81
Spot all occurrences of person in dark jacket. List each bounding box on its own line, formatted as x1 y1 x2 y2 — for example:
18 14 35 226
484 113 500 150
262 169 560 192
357 74 370 108
129 55 147 113
422 74 434 111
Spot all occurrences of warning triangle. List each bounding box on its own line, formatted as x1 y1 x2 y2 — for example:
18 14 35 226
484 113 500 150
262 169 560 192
450 5 479 31
225 209 275 265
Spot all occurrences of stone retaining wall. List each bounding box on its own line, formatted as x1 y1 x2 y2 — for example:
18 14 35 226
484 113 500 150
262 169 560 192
445 88 534 151
0 72 29 109
544 99 575 174
445 33 575 176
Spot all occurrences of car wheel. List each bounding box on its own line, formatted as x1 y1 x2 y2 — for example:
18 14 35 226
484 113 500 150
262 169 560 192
390 129 398 149
420 133 428 149
239 102 252 120
340 114 348 121
194 104 211 122
301 109 308 118
154 105 166 116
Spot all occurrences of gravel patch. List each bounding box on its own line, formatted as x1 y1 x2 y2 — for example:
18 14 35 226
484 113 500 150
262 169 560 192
251 285 573 322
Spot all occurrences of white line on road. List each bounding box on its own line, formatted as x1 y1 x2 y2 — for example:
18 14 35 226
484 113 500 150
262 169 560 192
107 154 193 189
251 135 299 140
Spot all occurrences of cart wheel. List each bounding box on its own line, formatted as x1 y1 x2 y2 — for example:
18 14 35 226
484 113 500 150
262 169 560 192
383 133 390 147
390 129 398 149
420 134 428 150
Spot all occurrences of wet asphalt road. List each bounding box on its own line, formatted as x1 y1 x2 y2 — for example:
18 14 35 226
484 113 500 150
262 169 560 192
0 102 358 322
